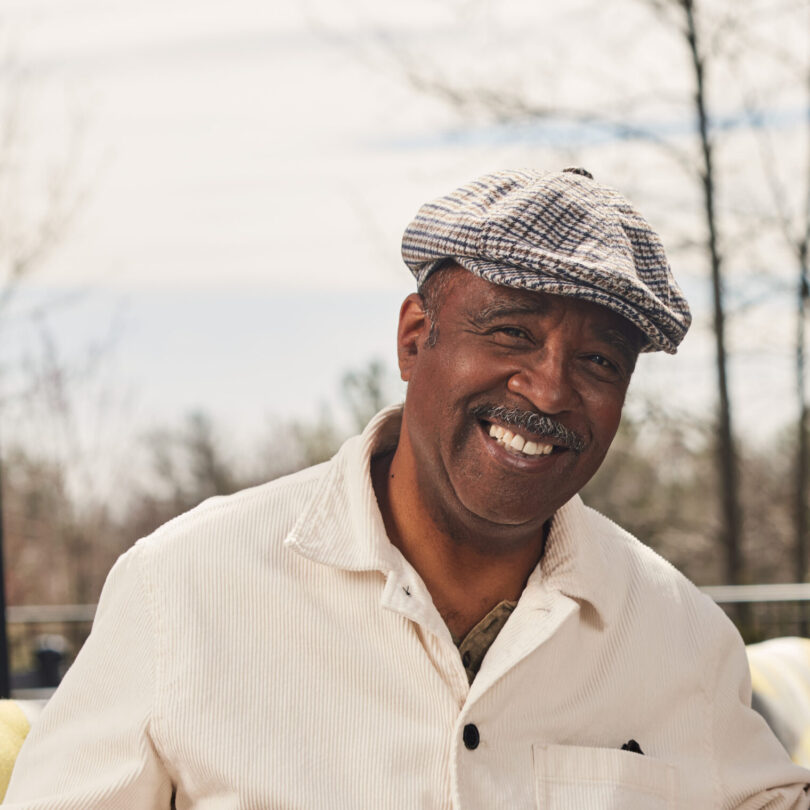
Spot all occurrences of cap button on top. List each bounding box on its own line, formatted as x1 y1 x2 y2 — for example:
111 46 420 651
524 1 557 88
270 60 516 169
562 166 594 179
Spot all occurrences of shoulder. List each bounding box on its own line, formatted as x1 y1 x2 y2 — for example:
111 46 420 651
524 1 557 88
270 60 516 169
578 500 738 647
585 501 710 590
131 460 333 574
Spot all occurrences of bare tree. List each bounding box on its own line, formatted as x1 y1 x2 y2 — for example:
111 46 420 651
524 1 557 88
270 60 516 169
0 60 87 319
729 0 810 584
0 49 91 693
343 0 749 582
677 0 742 586
341 358 391 431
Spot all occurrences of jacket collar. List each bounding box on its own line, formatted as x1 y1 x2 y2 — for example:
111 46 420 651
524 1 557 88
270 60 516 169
284 405 405 574
534 494 621 627
285 405 621 625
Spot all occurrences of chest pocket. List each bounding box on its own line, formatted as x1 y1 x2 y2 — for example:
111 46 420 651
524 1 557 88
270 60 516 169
533 744 677 809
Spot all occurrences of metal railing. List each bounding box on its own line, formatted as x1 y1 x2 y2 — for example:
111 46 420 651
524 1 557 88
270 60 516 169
701 584 810 643
7 605 97 624
6 604 96 698
4 586 810 693
701 583 810 603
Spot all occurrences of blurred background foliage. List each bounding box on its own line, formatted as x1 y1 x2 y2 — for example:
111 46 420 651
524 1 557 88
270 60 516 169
1 352 805 609
4 0 810 615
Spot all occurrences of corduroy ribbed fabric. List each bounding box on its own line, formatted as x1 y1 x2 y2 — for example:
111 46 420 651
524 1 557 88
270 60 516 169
4 406 810 809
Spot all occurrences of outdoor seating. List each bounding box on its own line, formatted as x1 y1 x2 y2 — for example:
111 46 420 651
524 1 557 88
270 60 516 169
747 637 810 767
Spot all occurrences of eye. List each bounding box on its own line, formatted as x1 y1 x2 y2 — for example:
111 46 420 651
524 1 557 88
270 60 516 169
587 354 615 369
491 326 531 341
583 353 628 380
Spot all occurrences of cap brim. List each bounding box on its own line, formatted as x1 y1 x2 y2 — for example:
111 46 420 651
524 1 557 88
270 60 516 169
445 258 683 354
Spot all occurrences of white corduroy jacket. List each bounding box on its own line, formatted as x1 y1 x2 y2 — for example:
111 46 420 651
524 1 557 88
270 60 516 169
5 407 810 809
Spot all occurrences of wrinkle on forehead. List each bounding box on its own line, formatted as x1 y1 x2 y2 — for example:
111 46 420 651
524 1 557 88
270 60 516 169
470 299 554 325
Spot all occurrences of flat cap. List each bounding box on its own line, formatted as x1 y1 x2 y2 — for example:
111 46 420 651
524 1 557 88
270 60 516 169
401 168 691 353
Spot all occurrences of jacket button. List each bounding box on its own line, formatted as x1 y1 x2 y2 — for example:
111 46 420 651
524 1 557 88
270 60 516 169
463 723 480 750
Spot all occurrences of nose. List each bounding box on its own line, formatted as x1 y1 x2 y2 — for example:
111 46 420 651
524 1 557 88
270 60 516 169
506 352 581 415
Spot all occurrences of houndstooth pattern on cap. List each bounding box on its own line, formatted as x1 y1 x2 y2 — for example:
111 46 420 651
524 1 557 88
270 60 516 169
401 169 691 354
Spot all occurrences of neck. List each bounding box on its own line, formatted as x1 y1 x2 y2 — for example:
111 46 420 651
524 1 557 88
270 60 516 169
371 445 549 640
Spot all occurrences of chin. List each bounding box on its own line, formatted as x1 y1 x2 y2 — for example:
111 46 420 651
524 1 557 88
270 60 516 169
457 491 557 531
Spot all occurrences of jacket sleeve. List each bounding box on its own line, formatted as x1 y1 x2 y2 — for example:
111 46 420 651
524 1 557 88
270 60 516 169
2 543 173 809
708 611 810 809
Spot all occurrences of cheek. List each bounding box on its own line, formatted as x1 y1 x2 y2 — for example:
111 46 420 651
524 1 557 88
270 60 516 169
590 403 625 448
441 345 514 404
578 385 626 443
414 345 495 404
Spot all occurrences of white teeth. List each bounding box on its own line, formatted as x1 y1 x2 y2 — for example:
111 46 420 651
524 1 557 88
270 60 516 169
509 434 525 452
487 423 556 457
486 421 561 457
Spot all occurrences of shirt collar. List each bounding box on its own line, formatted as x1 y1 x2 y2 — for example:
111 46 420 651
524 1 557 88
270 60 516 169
285 404 620 625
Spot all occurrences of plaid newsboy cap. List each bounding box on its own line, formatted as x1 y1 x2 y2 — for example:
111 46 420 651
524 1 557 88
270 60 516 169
401 168 691 353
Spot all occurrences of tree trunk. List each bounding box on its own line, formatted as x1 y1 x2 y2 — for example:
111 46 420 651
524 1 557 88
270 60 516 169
683 0 744 586
796 259 808 584
0 449 11 698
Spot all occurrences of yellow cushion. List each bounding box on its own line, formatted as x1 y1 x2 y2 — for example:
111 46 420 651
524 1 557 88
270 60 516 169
747 637 810 767
0 700 31 800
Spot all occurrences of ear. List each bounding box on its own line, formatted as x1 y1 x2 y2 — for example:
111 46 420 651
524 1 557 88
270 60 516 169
397 293 430 382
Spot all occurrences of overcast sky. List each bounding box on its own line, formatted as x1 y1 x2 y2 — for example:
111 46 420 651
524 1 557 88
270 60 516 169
1 0 806 494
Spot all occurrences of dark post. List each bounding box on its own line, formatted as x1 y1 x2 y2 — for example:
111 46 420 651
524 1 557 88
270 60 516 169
0 450 11 698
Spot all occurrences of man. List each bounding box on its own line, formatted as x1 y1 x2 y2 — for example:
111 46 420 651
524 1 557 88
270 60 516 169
5 168 810 808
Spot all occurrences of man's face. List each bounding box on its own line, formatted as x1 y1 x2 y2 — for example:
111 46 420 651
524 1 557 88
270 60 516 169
397 266 639 543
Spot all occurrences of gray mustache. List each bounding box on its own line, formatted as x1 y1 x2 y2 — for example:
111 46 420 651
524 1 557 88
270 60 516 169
471 404 586 453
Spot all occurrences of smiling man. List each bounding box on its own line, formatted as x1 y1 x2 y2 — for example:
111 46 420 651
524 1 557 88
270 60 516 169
5 169 810 809
374 264 643 644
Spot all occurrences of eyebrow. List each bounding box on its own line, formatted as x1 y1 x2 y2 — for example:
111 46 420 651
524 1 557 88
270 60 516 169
469 300 551 326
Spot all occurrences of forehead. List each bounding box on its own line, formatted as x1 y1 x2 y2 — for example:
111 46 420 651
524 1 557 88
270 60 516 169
440 268 642 346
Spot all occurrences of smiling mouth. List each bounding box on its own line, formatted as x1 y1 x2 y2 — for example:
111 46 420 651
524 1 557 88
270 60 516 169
471 404 586 455
484 422 563 458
